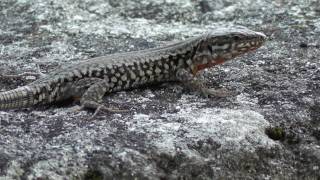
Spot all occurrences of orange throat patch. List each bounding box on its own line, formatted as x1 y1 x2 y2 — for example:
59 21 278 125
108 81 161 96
192 58 226 75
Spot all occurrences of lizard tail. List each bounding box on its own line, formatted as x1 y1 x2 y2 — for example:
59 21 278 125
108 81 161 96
0 86 35 110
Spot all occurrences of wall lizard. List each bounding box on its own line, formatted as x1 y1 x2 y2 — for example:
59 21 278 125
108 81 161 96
0 27 266 116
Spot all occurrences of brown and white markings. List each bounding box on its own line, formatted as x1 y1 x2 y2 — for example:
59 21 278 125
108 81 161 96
0 27 266 115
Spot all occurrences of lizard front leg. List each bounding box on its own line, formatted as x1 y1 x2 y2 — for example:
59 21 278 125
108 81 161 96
175 68 229 98
79 78 126 118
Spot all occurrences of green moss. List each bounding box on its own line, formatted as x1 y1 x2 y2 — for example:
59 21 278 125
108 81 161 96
84 169 103 180
265 127 285 141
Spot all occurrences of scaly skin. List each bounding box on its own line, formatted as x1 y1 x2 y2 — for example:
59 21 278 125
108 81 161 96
0 27 266 111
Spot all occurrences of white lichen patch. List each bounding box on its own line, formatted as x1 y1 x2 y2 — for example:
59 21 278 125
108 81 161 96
177 108 275 152
127 95 277 156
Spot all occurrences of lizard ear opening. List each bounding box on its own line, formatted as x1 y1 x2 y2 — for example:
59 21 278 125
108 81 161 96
192 41 212 63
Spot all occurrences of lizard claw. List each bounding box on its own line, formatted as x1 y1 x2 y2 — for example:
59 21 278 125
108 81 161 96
201 87 231 98
70 104 128 120
80 100 128 120
89 105 129 120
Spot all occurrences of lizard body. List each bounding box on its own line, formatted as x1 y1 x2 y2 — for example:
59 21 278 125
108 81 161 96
0 27 266 112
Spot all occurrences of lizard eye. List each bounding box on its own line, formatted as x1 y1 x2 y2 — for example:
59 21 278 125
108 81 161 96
234 35 241 41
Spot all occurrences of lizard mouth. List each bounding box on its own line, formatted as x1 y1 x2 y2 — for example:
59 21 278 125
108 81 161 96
231 38 265 57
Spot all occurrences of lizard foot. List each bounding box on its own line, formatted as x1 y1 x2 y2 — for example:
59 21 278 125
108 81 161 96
90 104 128 120
200 87 231 98
80 101 128 120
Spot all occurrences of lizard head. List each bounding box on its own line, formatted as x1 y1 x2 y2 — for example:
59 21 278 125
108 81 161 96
191 27 266 75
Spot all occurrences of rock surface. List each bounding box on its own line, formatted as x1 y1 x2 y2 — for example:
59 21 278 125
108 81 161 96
0 0 319 179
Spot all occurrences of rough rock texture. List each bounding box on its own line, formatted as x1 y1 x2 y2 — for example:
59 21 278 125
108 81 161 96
0 0 319 179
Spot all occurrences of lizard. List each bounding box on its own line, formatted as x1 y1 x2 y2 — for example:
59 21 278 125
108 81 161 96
0 27 266 116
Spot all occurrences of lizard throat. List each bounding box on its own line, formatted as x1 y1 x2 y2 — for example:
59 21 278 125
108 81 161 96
192 58 226 75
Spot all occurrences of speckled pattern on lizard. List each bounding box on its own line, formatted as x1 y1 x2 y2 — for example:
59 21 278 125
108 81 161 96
0 27 266 115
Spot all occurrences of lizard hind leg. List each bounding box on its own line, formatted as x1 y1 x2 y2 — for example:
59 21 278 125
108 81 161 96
78 78 127 119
